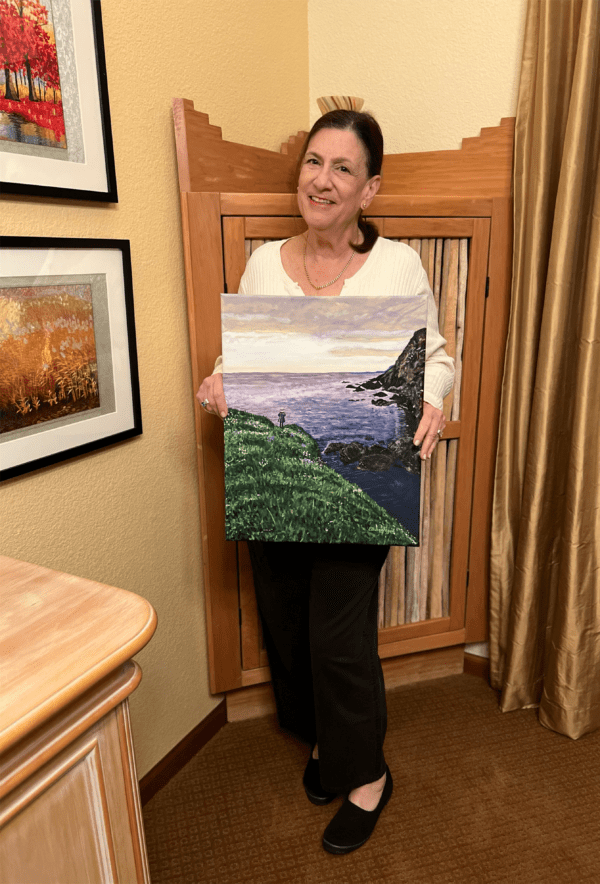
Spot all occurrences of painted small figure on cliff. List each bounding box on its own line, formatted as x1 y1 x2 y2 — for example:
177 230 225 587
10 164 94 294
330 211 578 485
278 410 286 428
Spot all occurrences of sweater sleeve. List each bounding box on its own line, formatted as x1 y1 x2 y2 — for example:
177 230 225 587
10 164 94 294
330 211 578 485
417 264 455 410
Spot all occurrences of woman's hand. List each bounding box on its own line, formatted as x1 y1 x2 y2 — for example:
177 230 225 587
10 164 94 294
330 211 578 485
413 402 446 459
196 373 228 419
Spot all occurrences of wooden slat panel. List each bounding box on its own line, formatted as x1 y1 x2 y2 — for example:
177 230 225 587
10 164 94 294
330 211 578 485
441 239 459 420
429 442 447 618
377 222 489 631
452 239 469 420
181 192 241 693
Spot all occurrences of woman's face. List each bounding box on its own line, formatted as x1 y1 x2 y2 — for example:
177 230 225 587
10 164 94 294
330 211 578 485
297 128 380 237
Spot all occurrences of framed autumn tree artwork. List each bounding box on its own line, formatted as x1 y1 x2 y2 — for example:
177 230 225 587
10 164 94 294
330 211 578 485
0 0 117 201
0 237 141 480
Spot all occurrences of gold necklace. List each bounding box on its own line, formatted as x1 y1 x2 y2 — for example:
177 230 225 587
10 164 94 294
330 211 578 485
303 238 355 290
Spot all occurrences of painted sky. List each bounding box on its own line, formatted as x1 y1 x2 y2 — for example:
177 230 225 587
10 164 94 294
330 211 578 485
221 295 428 373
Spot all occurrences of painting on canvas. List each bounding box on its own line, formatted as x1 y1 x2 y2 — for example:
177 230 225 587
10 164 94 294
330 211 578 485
221 294 428 546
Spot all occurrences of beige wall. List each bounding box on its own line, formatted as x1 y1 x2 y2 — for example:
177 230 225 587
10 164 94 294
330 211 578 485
1 0 309 778
308 0 527 153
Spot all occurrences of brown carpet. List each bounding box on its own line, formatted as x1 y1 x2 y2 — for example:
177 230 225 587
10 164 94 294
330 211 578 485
142 674 600 883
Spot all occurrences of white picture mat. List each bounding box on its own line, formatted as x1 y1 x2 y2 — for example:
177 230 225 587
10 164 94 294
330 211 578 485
0 1 109 193
1 247 134 472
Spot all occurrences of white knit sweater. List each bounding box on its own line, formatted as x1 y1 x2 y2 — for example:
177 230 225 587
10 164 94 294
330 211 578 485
216 237 455 409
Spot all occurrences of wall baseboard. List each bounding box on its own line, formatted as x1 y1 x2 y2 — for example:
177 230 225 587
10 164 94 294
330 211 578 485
463 651 490 681
139 700 227 806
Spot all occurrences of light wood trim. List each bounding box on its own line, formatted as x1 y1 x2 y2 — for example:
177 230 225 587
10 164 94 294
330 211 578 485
227 682 276 721
220 192 493 217
1 663 140 800
174 98 513 200
116 702 151 883
172 98 194 192
221 192 299 215
245 216 305 239
1 709 149 883
378 616 453 645
372 196 493 216
172 99 302 194
378 628 466 658
383 218 476 238
382 646 464 690
379 118 515 198
0 557 156 756
228 646 466 721
241 665 272 688
448 218 491 631
182 192 241 693
465 196 513 641
0 734 105 827
223 216 247 294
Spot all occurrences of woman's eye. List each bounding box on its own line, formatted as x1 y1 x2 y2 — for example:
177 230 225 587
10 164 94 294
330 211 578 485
305 157 318 165
338 166 350 173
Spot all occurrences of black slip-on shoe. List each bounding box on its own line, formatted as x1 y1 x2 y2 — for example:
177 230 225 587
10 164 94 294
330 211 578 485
303 754 338 806
322 766 393 854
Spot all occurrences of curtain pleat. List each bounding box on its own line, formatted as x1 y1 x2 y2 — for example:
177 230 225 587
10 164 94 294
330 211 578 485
490 0 600 739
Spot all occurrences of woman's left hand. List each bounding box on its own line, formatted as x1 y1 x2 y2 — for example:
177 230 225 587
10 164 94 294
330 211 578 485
414 402 446 460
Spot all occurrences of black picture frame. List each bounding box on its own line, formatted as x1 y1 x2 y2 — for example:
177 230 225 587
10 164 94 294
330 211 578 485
1 237 141 480
0 1 118 202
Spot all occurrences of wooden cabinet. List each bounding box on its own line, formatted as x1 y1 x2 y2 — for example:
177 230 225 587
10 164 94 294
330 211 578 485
173 100 513 695
0 557 157 884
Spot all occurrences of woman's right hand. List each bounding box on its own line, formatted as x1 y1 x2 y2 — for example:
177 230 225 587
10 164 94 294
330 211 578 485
196 373 228 418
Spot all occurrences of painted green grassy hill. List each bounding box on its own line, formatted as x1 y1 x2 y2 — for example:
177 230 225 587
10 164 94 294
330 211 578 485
224 408 417 545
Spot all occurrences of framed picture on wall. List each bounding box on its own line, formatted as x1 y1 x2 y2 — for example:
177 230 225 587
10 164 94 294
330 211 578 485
0 237 142 481
221 293 427 545
0 0 118 201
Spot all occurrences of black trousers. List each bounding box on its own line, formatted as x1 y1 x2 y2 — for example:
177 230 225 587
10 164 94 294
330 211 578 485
248 541 389 793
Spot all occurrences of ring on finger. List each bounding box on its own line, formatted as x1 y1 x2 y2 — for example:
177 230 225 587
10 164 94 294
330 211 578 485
201 398 209 409
437 429 443 438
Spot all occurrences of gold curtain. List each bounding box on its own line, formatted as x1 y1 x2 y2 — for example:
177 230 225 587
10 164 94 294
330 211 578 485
490 0 600 739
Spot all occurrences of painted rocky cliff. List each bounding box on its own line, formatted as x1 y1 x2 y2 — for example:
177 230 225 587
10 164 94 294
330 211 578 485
325 328 426 474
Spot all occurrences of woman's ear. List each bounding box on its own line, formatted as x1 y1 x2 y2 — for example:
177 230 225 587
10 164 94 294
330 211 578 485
363 175 381 208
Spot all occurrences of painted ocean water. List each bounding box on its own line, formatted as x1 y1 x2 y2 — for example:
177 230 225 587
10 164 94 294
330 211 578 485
224 370 421 537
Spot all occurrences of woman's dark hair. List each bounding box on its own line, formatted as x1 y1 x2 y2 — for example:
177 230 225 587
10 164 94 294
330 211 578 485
296 109 384 253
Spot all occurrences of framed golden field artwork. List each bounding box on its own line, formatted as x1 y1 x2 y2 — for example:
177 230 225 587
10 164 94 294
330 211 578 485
1 237 141 480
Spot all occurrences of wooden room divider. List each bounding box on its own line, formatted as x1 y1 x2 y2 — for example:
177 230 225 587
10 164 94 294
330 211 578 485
173 99 514 697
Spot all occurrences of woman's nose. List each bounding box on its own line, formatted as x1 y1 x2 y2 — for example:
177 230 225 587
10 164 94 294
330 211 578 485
314 164 332 188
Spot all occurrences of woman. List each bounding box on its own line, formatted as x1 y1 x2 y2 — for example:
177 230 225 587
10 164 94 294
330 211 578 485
197 110 454 855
